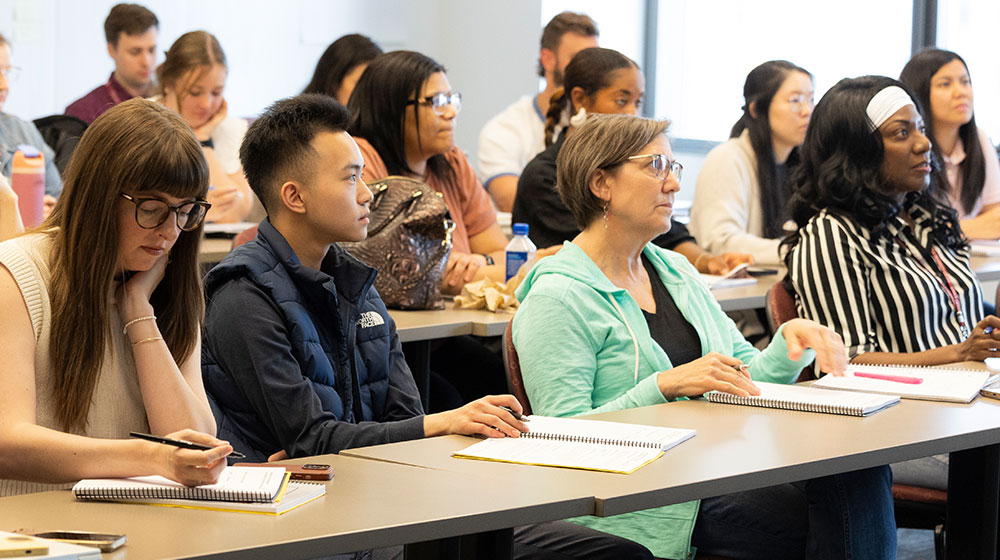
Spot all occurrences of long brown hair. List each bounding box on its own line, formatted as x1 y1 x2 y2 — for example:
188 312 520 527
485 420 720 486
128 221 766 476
156 30 226 106
45 98 209 432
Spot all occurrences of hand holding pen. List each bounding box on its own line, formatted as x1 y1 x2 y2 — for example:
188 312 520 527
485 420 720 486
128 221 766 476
131 429 238 487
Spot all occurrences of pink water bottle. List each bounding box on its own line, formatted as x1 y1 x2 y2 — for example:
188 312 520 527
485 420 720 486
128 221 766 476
11 145 45 228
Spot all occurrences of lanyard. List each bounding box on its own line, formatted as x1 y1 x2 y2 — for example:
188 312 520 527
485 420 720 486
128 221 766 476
894 235 971 339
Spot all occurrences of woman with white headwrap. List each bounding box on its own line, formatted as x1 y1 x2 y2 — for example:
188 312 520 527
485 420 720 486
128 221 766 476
784 76 1000 489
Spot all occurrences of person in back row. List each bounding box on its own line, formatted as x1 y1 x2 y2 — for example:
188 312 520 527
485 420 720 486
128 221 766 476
200 93 652 560
65 3 158 124
478 11 598 211
0 98 229 498
303 33 382 106
690 60 814 265
154 31 254 223
512 47 750 275
0 33 62 205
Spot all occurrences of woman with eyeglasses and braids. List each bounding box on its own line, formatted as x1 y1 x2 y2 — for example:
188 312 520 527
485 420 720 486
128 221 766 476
0 98 231 497
691 60 815 266
513 47 751 275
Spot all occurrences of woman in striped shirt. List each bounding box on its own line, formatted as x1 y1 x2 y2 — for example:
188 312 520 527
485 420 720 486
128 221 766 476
784 75 1000 489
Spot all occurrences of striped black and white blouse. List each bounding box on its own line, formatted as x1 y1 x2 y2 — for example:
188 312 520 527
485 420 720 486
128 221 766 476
789 206 983 358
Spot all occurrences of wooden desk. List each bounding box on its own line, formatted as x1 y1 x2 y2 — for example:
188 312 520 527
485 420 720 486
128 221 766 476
0 454 594 560
343 398 1000 559
199 237 233 265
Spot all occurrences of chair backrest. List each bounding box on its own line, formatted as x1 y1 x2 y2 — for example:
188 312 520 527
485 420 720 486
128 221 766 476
765 281 815 383
502 320 533 416
232 225 259 249
765 280 799 331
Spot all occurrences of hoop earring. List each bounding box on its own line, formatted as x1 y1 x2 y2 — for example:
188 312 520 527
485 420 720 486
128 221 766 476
569 107 588 127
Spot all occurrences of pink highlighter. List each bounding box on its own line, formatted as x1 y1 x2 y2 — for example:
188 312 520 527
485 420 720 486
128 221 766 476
853 371 924 385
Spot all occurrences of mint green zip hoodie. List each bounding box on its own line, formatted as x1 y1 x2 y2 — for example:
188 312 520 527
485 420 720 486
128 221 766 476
513 241 814 559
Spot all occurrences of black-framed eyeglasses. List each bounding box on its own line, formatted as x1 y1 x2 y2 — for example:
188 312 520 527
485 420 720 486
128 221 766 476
120 193 211 231
406 91 462 115
626 153 683 181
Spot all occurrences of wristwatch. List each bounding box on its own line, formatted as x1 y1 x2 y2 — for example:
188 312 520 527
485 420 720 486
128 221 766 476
481 253 495 265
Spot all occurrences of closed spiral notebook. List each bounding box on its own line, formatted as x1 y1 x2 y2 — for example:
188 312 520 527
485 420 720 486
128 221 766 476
453 415 695 474
707 381 899 417
73 466 290 504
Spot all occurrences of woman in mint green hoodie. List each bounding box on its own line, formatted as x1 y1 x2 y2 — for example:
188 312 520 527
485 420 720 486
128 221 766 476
513 114 896 560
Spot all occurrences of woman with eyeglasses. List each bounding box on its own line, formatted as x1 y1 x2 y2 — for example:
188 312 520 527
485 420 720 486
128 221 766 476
0 98 231 497
900 49 1000 240
155 31 254 223
690 60 814 265
513 47 751 275
349 50 561 295
513 113 895 560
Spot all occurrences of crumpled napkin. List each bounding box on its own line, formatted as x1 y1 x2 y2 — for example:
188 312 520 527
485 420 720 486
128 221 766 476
454 274 523 313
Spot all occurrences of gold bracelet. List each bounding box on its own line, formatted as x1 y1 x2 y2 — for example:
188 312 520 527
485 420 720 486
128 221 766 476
131 336 164 347
123 315 156 335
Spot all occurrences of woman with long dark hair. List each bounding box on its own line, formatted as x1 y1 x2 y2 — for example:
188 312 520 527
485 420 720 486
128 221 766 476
900 48 1000 239
302 34 382 105
513 47 750 275
785 75 1000 491
691 60 814 265
0 99 230 497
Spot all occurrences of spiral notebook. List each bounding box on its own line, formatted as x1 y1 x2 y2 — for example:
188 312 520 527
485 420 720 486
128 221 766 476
73 466 290 504
452 415 695 474
706 381 900 416
812 364 1000 403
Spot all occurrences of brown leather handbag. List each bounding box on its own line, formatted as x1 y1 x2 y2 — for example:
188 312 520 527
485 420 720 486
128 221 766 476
341 176 454 310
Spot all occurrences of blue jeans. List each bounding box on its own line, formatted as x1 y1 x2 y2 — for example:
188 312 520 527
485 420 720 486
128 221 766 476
691 465 896 560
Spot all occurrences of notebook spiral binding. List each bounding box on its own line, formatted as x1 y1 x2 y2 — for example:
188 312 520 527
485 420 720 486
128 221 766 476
521 431 662 449
707 392 861 416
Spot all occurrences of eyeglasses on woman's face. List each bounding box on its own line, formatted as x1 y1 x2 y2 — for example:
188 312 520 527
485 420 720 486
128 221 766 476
627 153 683 182
120 193 211 231
407 91 462 116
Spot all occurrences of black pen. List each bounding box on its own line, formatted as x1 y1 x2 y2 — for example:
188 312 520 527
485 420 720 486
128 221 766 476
501 405 529 422
129 431 246 459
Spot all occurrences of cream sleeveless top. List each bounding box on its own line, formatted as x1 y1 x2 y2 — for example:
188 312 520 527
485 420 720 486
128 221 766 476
0 233 148 497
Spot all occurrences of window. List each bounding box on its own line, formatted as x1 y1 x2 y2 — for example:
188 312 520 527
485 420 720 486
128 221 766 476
936 0 1000 143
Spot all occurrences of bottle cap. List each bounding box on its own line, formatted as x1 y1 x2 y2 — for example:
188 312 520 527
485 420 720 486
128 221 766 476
512 223 529 236
16 145 41 158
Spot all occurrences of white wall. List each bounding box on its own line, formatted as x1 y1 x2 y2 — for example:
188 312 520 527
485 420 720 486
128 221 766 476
0 0 542 162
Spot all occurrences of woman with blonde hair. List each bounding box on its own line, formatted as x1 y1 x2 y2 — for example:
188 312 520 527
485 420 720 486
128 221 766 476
156 31 253 223
0 98 230 497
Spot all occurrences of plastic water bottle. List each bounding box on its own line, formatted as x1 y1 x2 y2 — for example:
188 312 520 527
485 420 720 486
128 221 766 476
505 222 536 281
11 145 45 228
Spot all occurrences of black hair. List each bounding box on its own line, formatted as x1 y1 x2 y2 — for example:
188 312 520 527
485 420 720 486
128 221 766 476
782 75 964 263
239 93 352 214
347 50 452 182
900 48 985 216
730 60 812 239
543 47 636 146
302 34 383 100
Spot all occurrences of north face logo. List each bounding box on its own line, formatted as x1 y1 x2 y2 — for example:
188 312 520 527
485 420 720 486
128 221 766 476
357 311 385 329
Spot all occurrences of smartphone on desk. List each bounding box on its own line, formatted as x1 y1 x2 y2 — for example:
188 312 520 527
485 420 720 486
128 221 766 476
0 533 48 557
982 380 1000 400
234 462 334 481
746 266 779 277
16 530 126 552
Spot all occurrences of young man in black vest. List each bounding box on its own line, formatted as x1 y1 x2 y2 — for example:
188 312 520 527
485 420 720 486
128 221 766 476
201 94 651 560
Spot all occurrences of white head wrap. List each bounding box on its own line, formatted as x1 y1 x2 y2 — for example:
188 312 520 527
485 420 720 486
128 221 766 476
866 86 914 131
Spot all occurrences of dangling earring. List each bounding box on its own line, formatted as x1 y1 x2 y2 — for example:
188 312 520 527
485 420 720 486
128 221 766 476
569 107 588 127
602 202 610 230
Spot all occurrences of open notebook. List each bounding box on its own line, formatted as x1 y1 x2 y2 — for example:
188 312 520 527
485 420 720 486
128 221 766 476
453 415 695 474
73 466 327 515
707 381 900 416
812 364 1000 403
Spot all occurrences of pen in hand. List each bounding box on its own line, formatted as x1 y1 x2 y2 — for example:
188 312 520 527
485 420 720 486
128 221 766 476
501 405 528 422
129 431 245 459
